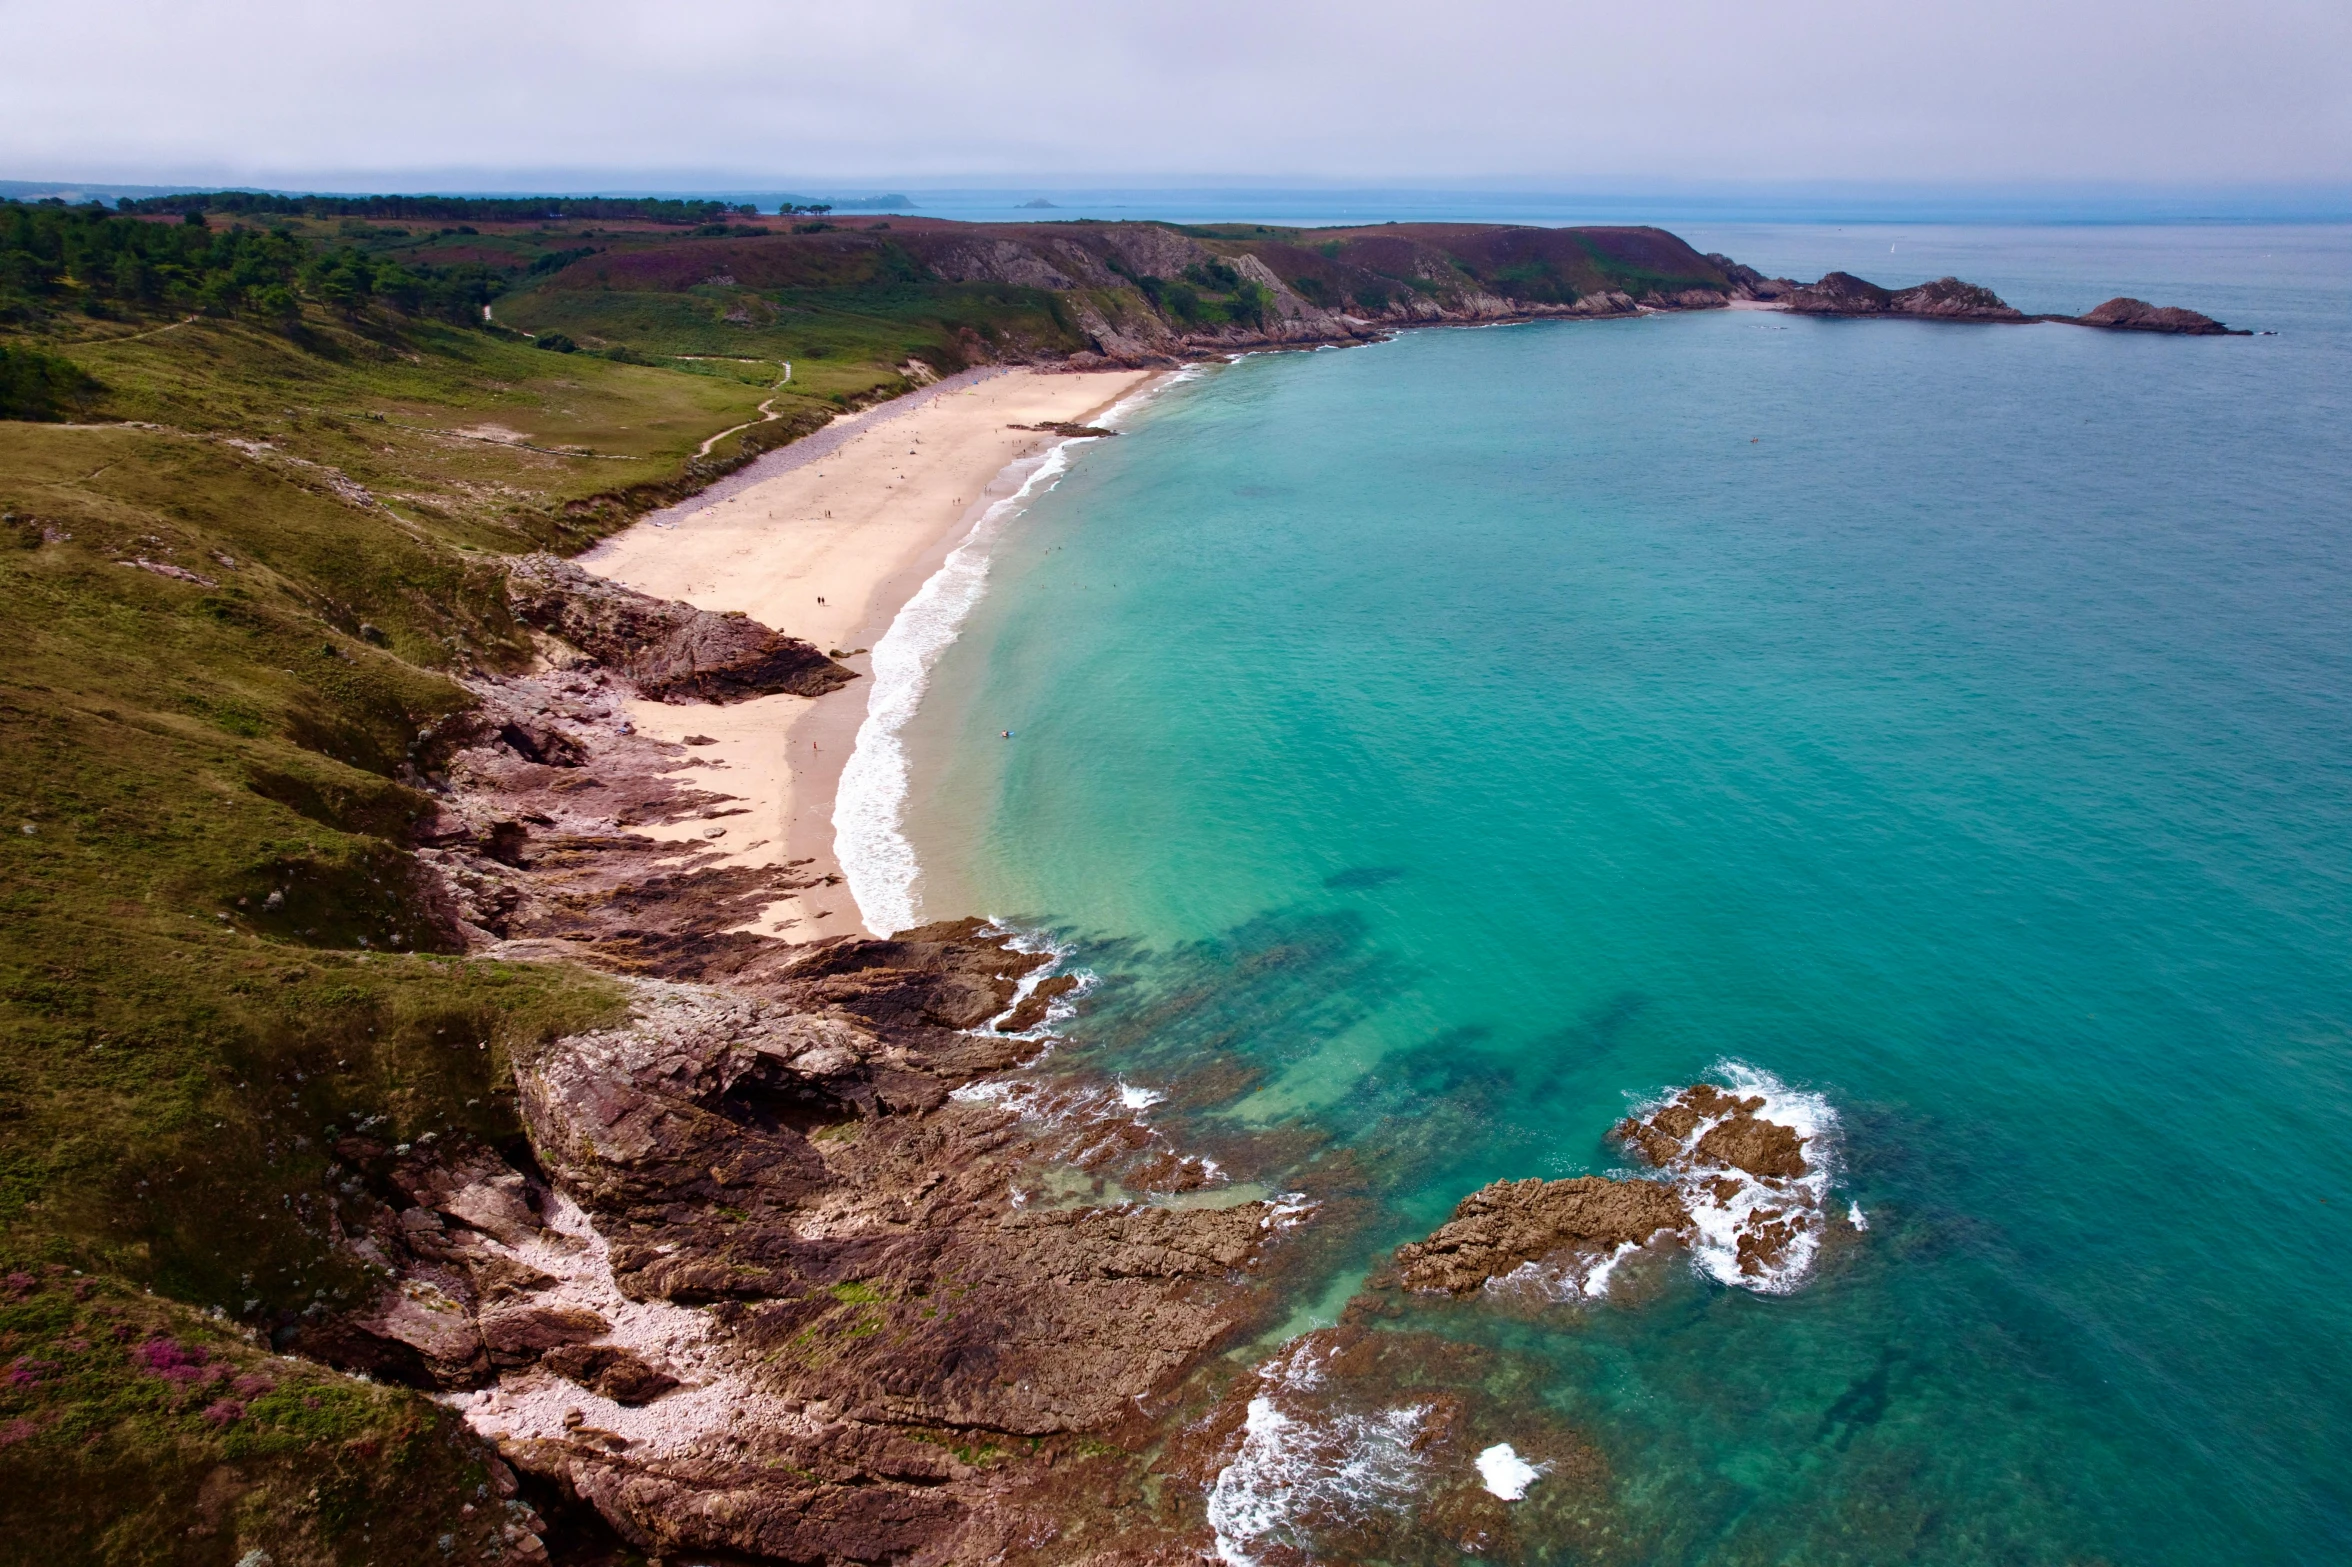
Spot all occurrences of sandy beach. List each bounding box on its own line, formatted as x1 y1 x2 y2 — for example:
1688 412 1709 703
582 366 1156 939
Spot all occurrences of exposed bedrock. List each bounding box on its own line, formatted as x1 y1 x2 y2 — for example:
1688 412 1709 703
252 563 1324 1559
505 551 854 701
1392 1177 1688 1296
1784 271 2028 320
2077 295 2246 334
1614 1081 1808 1178
289 922 1305 1560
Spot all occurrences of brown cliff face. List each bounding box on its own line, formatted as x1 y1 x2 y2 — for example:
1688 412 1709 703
292 920 1304 1561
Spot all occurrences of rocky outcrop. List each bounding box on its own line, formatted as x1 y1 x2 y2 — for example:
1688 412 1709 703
1612 1081 1833 1290
1709 253 1797 301
1393 1177 1687 1295
1390 1076 1846 1305
291 611 1308 1560
505 553 853 702
291 932 1300 1561
1887 276 2029 320
1781 271 2243 333
1614 1082 1808 1177
1784 271 2027 321
2076 296 2246 335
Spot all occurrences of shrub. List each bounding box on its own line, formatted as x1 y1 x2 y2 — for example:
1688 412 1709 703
0 344 98 420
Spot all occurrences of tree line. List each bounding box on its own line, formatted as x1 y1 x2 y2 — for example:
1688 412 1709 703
119 192 763 225
0 201 507 328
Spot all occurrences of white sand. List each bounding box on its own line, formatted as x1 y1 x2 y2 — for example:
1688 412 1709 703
583 368 1155 939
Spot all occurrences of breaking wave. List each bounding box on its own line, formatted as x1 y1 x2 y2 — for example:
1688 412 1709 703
1641 1059 1842 1295
1207 1342 1433 1566
834 445 1077 935
834 367 1197 936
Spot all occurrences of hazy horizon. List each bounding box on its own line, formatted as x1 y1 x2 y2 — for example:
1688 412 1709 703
10 0 2347 195
6 177 2349 230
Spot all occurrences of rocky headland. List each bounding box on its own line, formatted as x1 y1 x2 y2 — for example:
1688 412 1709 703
1776 269 2246 334
521 220 2250 376
272 564 1313 1562
259 553 1855 1560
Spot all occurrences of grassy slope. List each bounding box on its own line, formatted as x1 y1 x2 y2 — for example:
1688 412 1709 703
0 281 958 1561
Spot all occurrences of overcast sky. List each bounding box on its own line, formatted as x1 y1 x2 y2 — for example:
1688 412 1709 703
7 0 2348 190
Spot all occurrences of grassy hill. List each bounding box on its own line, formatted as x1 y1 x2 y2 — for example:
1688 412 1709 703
0 209 938 1566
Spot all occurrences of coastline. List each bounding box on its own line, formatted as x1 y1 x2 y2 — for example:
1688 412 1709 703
580 365 1157 938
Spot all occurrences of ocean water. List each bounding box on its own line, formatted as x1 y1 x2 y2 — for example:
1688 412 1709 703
880 226 2352 1563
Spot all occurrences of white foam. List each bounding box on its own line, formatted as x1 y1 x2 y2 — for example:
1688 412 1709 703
1207 1344 1432 1566
976 923 1089 1041
1578 1238 1643 1297
833 444 1077 936
1118 1082 1166 1113
1848 1201 1869 1231
1644 1060 1841 1295
1092 363 1200 429
1475 1442 1544 1501
1484 1236 1649 1305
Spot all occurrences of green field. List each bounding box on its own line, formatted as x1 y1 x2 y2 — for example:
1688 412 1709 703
0 206 979 1562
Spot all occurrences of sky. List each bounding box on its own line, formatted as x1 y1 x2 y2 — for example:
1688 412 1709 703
6 0 2349 192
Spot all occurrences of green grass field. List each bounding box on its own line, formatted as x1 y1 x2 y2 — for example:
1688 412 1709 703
0 258 966 1558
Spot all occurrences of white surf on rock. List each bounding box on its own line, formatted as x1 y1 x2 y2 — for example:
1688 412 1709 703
1475 1442 1544 1500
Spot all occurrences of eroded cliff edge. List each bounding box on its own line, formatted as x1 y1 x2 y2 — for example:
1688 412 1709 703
279 565 1313 1564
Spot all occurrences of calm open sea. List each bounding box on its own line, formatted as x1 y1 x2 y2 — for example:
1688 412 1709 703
880 225 2352 1563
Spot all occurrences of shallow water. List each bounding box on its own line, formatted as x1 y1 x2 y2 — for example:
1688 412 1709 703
892 225 2352 1563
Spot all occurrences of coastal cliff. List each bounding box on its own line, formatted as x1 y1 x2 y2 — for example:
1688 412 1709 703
513 219 2251 366
262 568 1311 1561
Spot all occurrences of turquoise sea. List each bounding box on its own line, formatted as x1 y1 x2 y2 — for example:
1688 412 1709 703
885 226 2352 1563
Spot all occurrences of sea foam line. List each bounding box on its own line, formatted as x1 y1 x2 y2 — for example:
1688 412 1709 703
833 370 1193 936
833 443 1077 935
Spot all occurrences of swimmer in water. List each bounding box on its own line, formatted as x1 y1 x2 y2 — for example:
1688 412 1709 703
1001 730 1013 739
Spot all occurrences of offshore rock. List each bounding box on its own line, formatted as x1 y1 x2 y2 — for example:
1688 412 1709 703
1781 272 2244 334
1392 1176 1687 1295
1615 1082 1808 1178
1613 1078 1835 1290
2076 296 2246 335
505 552 853 702
1784 272 2027 321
